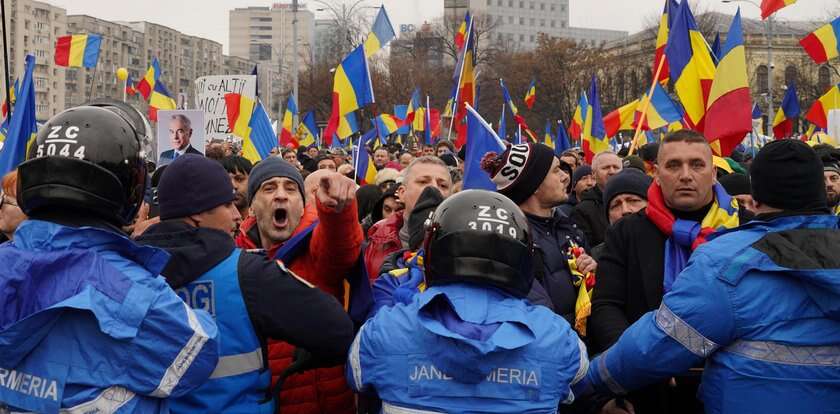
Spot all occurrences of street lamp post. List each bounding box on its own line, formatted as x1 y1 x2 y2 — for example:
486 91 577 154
722 0 774 136
292 0 299 132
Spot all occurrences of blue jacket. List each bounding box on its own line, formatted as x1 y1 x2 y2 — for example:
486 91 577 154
348 283 588 413
0 220 219 413
585 214 840 413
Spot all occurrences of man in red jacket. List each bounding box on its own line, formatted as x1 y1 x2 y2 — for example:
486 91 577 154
364 156 452 279
235 157 362 414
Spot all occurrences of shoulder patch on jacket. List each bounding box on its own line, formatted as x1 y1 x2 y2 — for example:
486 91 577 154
276 260 314 288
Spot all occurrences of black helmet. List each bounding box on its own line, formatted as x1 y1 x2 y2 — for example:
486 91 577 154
18 105 147 225
423 189 534 297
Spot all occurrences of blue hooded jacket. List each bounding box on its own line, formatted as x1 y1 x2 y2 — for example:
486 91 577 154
349 283 587 413
585 215 840 413
0 220 219 413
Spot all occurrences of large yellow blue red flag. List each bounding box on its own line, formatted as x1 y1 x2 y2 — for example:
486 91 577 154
225 93 276 163
569 92 588 141
583 76 608 163
805 83 840 129
665 1 716 130
147 81 177 122
800 17 840 64
54 34 101 68
323 45 374 143
364 6 396 57
136 58 161 100
603 99 639 138
653 0 680 85
705 9 752 156
453 15 477 148
0 55 36 175
280 95 298 148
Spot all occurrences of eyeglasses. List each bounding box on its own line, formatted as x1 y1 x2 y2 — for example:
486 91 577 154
0 191 17 209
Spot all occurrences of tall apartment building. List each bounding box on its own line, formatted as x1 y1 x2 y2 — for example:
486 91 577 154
445 0 626 50
229 2 315 110
1 0 67 120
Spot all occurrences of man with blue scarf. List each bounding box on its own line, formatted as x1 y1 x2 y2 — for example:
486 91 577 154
0 105 219 413
588 130 750 412
585 139 840 413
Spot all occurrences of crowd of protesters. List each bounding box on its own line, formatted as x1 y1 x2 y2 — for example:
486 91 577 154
1 102 839 414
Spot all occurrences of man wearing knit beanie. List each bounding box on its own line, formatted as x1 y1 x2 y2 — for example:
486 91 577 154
136 155 354 413
482 143 597 330
234 155 364 413
603 168 652 225
819 149 840 214
719 173 755 213
571 151 623 246
585 138 840 414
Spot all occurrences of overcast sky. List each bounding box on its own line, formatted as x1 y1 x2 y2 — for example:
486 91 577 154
51 0 838 54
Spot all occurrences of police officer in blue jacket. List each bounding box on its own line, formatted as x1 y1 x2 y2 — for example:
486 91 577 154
136 154 355 413
348 190 589 413
585 140 840 413
0 105 220 413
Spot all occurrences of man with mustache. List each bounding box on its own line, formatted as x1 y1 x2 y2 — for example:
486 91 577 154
588 130 750 413
234 157 363 414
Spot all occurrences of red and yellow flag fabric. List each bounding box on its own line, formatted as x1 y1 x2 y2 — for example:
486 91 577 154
760 0 796 20
800 17 840 64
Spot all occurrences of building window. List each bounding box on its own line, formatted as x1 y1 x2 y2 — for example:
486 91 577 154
551 4 556 11
540 3 545 10
498 0 503 5
530 35 535 42
519 34 525 41
550 20 555 28
529 1 534 9
756 65 768 93
520 17 524 24
818 66 832 92
509 0 513 6
509 16 514 23
519 1 524 8
540 19 545 27
530 18 535 25
561 21 567 28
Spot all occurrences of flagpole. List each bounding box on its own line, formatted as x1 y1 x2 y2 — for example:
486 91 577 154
425 95 431 144
629 54 667 154
1 0 11 120
88 62 99 101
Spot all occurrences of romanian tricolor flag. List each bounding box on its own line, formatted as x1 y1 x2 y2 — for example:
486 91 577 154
147 81 176 122
354 135 377 185
364 6 396 57
772 84 800 139
761 0 797 20
555 121 571 156
1 78 17 118
375 113 404 140
705 9 752 157
603 99 639 138
405 88 421 125
224 93 276 163
280 95 298 148
635 83 683 131
323 45 374 142
569 92 588 141
453 15 477 148
524 80 536 110
454 12 470 51
413 107 426 131
665 1 715 130
500 78 538 142
297 111 318 148
125 73 136 96
136 58 161 100
805 83 840 129
582 76 608 163
543 119 554 149
799 17 840 64
54 34 101 68
653 0 680 85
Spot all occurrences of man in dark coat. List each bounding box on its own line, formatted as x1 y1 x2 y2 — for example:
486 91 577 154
588 131 751 413
571 151 622 246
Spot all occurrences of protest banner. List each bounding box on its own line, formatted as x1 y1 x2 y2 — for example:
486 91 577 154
194 75 256 141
